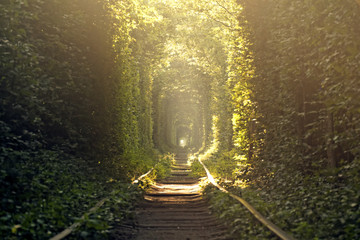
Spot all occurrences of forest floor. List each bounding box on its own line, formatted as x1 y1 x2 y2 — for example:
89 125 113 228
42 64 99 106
112 152 230 240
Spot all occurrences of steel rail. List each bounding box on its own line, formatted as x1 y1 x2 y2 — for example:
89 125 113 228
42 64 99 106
198 158 296 240
49 167 155 240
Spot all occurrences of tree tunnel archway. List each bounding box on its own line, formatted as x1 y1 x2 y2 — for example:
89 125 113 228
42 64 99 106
155 91 204 151
149 0 246 155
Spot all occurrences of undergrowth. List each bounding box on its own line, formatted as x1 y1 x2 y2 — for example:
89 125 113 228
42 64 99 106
0 149 174 239
204 185 276 240
70 184 142 240
153 153 174 180
196 153 360 239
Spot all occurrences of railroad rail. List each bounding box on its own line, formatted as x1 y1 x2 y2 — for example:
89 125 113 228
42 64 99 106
198 158 297 240
51 154 296 240
49 167 155 240
132 152 229 240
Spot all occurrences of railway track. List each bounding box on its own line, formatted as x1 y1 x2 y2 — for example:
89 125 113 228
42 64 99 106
119 152 230 240
53 152 295 239
111 151 296 240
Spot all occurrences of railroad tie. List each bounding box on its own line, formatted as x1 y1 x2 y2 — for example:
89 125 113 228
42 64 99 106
126 152 230 240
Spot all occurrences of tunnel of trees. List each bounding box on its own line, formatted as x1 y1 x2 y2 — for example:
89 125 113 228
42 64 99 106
1 0 360 239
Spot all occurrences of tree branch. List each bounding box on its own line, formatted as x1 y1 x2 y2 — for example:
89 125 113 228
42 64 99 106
201 10 232 28
214 0 236 17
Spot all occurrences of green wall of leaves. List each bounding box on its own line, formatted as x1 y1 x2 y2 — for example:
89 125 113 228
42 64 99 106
0 0 164 238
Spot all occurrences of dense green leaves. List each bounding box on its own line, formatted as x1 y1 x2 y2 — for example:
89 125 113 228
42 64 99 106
200 0 360 239
2 0 360 239
1 0 164 239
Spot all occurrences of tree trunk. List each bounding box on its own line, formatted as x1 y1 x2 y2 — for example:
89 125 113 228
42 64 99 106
326 112 337 168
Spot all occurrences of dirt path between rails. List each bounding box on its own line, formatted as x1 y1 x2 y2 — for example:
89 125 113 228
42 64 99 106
112 152 230 240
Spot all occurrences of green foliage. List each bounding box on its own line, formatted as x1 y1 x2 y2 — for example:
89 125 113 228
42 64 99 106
205 0 360 239
0 150 141 239
190 160 206 178
188 0 360 239
153 153 173 180
2 0 360 239
70 184 142 240
195 150 238 180
150 0 241 152
242 0 360 172
0 0 162 176
260 164 360 239
1 0 165 239
204 186 276 239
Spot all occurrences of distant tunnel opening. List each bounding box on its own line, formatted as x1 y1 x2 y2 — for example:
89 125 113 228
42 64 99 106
152 56 211 153
176 126 190 148
154 87 205 152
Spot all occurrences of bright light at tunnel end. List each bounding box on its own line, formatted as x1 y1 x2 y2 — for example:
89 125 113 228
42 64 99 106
179 138 187 147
